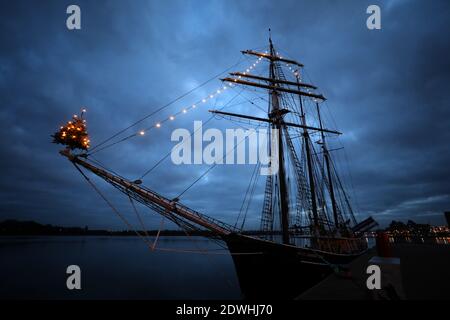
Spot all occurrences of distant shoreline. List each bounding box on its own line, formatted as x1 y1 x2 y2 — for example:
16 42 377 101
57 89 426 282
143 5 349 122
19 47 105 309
1 219 449 240
0 219 213 236
0 219 281 237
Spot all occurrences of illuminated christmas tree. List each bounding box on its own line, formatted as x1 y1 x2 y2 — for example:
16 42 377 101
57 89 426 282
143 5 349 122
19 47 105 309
52 109 90 150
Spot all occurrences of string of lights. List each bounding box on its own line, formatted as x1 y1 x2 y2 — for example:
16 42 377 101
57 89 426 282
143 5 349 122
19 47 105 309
59 52 321 156
87 56 265 155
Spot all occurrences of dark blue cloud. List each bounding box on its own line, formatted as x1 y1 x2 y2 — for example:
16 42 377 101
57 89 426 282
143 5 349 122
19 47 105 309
0 0 449 229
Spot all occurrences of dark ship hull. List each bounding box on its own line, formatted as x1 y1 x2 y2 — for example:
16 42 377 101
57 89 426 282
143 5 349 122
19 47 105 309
223 233 366 299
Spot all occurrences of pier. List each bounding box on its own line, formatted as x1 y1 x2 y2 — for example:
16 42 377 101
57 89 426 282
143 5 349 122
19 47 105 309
298 243 450 300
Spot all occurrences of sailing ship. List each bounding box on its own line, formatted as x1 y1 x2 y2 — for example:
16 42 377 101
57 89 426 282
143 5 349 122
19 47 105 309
54 35 376 299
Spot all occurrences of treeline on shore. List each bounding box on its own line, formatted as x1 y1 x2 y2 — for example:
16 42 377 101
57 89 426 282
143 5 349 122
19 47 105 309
1 219 448 238
0 220 278 236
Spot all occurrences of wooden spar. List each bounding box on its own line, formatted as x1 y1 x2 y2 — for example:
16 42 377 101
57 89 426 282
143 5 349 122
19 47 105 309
223 78 326 101
230 72 317 90
241 50 304 67
59 149 231 236
209 110 342 135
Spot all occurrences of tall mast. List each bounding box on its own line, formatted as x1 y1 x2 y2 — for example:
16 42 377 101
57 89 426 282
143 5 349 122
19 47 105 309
296 74 319 233
316 102 339 229
210 36 340 240
269 36 290 245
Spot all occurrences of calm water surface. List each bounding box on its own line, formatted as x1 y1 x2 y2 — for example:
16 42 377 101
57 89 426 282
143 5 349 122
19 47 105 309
0 236 241 299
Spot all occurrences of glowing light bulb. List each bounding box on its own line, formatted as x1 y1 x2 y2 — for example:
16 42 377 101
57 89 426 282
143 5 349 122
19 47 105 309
217 90 221 94
82 108 87 113
223 86 227 90
139 130 145 136
182 109 187 114
156 123 161 128
209 94 214 99
202 99 206 103
169 116 175 120
192 104 196 108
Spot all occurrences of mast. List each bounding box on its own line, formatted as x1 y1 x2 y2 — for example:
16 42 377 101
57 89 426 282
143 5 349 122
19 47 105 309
316 102 339 229
295 74 319 233
269 36 290 245
210 36 341 240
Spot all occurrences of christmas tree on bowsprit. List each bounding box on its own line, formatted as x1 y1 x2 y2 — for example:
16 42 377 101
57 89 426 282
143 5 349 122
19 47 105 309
52 109 90 151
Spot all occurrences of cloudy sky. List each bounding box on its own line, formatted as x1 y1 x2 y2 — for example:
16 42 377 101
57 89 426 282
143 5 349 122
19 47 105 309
0 0 449 230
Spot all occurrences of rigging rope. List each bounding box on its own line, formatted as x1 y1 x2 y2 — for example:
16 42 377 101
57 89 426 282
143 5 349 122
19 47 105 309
88 57 248 153
151 215 165 251
138 114 214 179
175 123 262 200
73 160 263 255
234 162 260 229
127 193 151 241
138 87 246 180
72 162 153 248
240 163 261 231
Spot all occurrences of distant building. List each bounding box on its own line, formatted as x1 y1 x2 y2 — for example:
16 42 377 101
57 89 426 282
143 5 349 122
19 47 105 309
445 212 450 227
